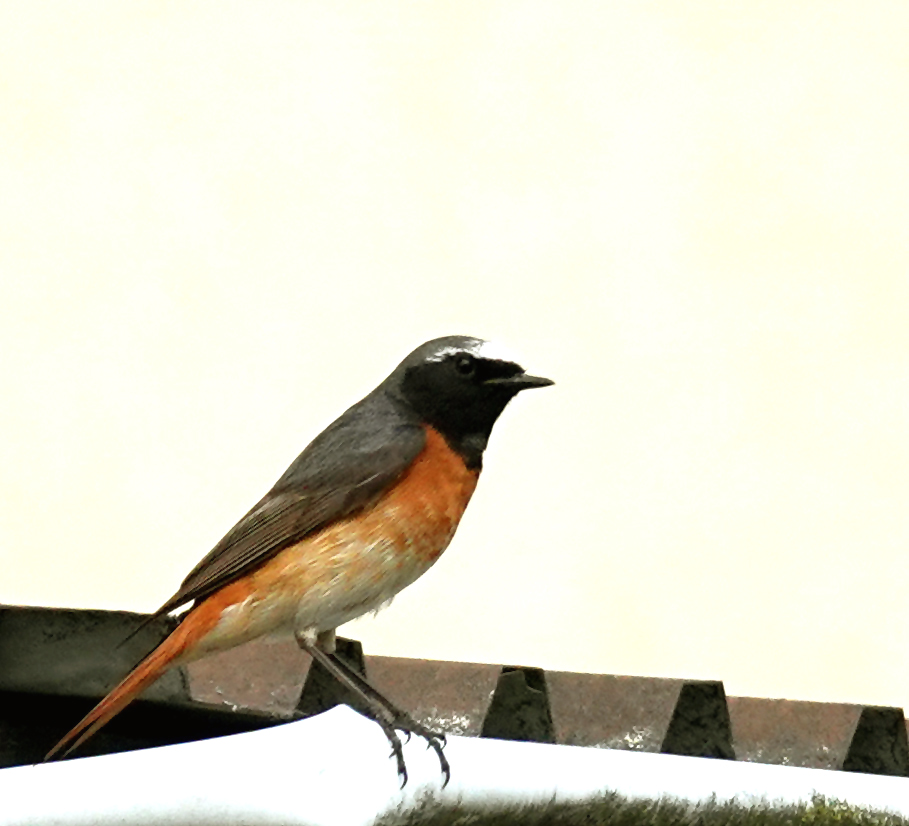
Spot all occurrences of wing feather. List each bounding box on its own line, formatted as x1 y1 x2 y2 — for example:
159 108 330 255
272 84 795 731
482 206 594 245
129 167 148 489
151 394 424 617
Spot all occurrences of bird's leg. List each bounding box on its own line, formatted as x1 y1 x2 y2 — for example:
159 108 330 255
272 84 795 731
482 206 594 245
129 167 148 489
323 645 449 774
296 631 410 786
295 631 449 787
313 628 448 757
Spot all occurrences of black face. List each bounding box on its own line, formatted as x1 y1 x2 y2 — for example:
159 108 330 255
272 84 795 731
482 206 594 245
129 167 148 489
389 338 553 469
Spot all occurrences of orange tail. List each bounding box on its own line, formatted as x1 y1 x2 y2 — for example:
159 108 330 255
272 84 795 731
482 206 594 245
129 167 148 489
44 606 219 762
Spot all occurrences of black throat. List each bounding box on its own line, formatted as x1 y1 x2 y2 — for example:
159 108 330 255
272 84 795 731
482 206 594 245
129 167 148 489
391 370 520 472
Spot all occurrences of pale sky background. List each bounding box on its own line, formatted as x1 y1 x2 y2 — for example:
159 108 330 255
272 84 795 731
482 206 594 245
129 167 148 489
2 2 909 710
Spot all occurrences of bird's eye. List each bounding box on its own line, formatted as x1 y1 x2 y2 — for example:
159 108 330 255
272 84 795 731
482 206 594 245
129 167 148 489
454 355 476 376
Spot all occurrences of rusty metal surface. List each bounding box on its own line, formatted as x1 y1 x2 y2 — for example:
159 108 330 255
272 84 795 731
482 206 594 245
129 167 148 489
547 670 682 751
549 673 734 759
365 654 501 737
3 604 909 778
728 696 862 770
186 635 309 717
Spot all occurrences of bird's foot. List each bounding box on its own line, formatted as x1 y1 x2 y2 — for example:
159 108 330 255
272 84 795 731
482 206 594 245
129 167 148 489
370 711 449 788
391 714 450 788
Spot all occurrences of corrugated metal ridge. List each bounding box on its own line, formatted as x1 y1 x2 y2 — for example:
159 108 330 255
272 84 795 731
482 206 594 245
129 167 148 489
1 605 906 777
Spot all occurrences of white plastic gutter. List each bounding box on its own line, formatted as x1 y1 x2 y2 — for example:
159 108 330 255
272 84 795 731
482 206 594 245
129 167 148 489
1 705 907 826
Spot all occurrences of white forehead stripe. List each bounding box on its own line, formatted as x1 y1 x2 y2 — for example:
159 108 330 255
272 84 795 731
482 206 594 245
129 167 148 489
427 339 524 365
474 339 524 364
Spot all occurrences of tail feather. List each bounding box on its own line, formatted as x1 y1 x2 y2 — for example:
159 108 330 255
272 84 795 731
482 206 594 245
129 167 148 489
44 608 216 762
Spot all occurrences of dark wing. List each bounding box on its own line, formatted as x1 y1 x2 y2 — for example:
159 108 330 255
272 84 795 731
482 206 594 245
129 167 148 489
151 392 424 618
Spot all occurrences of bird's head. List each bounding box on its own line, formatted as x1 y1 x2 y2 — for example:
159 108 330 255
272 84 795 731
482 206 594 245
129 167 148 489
385 335 553 468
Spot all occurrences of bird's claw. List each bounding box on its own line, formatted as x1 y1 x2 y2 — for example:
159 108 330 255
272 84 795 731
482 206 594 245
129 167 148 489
388 749 407 789
387 738 408 788
397 720 449 788
376 710 450 787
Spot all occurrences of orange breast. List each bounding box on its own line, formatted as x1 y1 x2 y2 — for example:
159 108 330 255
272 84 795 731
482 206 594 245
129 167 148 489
188 425 479 657
361 424 480 564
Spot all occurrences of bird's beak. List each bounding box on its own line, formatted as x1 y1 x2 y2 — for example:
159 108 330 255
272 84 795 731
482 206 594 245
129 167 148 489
486 373 554 390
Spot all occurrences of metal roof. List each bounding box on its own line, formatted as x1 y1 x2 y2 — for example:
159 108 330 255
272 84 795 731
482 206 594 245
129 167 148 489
1 605 906 778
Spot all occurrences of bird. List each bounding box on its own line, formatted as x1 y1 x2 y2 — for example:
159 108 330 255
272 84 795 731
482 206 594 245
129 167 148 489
44 335 553 785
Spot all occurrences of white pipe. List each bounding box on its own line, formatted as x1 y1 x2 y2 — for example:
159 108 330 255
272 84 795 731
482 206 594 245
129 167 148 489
1 705 906 826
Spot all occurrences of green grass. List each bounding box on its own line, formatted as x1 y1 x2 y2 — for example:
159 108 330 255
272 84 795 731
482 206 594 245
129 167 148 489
375 793 909 826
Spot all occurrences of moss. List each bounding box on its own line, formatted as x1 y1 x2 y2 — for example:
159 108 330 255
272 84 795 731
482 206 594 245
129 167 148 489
375 793 908 826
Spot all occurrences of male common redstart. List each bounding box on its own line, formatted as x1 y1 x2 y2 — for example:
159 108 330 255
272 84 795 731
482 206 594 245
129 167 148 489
45 335 553 784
